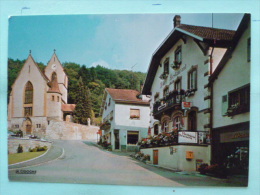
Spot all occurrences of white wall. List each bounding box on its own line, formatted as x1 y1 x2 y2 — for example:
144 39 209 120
12 56 47 118
213 24 250 128
115 104 150 128
150 37 211 130
141 145 209 171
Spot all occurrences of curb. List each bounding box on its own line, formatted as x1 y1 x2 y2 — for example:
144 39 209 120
8 145 52 166
8 146 65 170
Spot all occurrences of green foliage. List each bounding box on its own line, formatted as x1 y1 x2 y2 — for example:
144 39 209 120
29 146 48 152
17 144 23 153
74 78 92 125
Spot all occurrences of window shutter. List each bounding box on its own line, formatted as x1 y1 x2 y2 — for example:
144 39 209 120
222 95 228 116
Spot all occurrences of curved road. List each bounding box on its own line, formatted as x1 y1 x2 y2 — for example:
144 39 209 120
8 140 247 187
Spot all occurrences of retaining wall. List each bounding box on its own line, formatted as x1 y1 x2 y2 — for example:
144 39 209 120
45 121 99 140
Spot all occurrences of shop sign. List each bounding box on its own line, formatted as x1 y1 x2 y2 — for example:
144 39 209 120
182 102 192 109
220 130 249 143
178 131 197 143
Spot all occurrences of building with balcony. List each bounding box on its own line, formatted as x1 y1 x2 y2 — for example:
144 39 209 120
209 14 250 174
141 15 239 171
99 88 150 151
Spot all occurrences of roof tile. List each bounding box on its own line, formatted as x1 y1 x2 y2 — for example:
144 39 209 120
106 88 149 105
178 24 236 41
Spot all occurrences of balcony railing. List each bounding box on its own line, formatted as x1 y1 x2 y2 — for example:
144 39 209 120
139 130 210 148
153 92 185 116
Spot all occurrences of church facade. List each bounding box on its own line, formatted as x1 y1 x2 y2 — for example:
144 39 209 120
8 51 75 137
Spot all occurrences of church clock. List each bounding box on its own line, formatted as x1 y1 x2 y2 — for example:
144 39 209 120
52 64 57 70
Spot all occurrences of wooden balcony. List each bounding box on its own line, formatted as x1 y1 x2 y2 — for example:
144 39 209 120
153 93 184 119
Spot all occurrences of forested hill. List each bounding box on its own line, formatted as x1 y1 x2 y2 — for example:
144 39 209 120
8 58 147 116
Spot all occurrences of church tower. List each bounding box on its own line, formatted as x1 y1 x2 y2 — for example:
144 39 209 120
44 50 68 104
46 71 62 120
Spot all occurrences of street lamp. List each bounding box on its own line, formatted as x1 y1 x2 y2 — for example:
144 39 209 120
21 7 30 15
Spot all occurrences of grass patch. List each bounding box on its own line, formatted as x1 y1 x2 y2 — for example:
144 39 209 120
8 151 46 165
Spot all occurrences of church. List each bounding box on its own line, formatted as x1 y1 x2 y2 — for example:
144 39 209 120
8 51 75 137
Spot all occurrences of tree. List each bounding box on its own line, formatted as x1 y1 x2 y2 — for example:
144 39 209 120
78 65 91 85
73 77 92 125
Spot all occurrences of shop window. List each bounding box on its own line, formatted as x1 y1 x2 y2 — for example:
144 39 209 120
175 46 182 64
188 111 197 131
127 131 139 145
130 109 140 119
227 85 250 116
24 81 33 104
174 78 182 90
154 124 159 135
247 38 251 62
24 107 32 116
188 68 197 90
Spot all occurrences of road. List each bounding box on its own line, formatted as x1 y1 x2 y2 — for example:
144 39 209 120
8 140 247 187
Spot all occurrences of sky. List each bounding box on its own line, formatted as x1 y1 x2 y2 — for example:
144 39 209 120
8 13 244 72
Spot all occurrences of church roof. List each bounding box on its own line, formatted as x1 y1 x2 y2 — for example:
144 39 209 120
62 104 76 112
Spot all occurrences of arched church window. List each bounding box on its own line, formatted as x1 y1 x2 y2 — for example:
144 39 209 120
24 81 33 104
52 72 57 81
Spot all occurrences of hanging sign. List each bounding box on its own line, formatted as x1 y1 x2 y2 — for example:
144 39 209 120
182 102 192 109
178 131 197 143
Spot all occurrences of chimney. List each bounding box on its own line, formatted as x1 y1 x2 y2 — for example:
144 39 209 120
173 15 181 28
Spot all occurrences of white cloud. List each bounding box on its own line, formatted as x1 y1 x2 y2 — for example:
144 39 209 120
90 59 110 68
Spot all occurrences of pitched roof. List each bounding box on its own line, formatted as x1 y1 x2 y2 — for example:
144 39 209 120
142 20 237 95
62 104 76 112
177 24 235 41
106 88 149 105
209 14 250 83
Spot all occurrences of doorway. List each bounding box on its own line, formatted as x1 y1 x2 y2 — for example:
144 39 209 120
153 150 158 165
114 130 120 150
23 118 32 135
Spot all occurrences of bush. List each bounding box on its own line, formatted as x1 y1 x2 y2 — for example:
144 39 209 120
29 146 48 152
17 144 23 153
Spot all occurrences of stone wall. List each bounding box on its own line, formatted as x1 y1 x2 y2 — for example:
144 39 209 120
8 137 52 154
45 121 99 140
